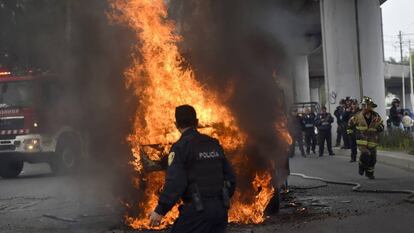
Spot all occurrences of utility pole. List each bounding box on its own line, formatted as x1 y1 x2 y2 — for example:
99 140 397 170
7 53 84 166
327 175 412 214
409 40 414 110
399 31 404 63
402 72 406 109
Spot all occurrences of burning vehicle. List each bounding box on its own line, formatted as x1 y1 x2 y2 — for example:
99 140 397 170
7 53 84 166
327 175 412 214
109 0 293 229
0 69 87 178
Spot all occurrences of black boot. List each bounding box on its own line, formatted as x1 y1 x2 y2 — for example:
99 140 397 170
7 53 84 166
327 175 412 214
366 171 375 179
366 173 375 179
358 166 364 176
350 154 357 162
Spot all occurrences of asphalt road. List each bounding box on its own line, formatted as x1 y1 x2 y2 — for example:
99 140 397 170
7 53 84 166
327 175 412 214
0 164 122 233
1 150 413 233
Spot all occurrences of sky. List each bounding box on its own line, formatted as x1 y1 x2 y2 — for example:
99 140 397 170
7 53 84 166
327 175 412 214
381 0 414 61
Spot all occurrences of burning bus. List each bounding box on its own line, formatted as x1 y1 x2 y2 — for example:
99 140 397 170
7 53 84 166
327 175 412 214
0 69 87 178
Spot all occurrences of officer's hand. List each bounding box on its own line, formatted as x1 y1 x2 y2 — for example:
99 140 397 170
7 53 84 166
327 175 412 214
149 211 163 227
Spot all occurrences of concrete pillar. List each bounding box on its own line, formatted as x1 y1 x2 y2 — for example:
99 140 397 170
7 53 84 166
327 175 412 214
293 56 311 102
321 0 386 120
320 0 361 113
357 0 386 119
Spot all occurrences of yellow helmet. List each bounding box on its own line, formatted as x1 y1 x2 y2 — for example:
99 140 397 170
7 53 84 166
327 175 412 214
361 96 377 108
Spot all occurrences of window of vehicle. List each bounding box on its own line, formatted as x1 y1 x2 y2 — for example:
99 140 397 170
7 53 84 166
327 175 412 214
0 81 35 108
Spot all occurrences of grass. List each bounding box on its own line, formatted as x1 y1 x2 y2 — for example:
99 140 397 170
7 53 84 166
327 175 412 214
379 130 414 155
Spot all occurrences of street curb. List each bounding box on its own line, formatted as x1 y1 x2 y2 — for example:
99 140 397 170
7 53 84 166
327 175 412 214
333 148 414 172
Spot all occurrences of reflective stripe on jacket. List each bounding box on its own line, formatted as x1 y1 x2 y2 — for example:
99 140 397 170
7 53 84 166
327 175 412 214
348 111 384 150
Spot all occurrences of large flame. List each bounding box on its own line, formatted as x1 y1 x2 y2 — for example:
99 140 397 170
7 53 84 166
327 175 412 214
109 0 290 229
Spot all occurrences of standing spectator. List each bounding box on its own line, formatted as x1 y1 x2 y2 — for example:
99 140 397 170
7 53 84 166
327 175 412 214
402 111 413 131
347 99 361 162
341 97 352 149
389 98 402 129
316 106 335 157
334 99 345 147
288 109 305 157
302 107 317 155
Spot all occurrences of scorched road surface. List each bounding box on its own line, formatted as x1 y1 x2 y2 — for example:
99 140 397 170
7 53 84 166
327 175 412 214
1 152 413 233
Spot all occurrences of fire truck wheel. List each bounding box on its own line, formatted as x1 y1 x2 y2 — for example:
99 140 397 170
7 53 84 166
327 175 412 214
50 136 80 175
0 156 24 179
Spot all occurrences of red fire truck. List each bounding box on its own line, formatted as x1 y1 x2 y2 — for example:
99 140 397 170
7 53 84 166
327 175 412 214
0 68 87 178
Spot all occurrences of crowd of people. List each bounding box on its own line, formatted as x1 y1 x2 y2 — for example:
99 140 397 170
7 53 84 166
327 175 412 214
388 98 414 131
289 105 335 158
288 96 384 179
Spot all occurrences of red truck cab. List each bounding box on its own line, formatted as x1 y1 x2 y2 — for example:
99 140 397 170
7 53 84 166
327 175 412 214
0 69 85 178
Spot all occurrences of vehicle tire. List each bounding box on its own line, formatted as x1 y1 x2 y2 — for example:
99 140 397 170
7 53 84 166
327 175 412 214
50 135 81 175
265 188 280 215
0 156 24 178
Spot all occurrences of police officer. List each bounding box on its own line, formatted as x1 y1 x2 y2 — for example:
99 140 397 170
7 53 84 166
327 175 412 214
347 99 361 162
348 97 384 179
302 107 317 155
288 109 305 157
334 99 345 147
341 97 352 149
149 105 236 232
315 106 335 157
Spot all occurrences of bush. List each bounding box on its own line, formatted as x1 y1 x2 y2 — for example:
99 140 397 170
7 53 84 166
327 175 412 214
379 130 414 154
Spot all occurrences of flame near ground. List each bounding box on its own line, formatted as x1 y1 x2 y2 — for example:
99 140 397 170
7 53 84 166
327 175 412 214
109 0 292 229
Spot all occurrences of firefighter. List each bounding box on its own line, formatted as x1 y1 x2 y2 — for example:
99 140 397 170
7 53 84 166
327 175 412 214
302 107 317 155
149 105 236 232
347 99 361 162
348 97 384 179
315 106 335 157
288 109 305 157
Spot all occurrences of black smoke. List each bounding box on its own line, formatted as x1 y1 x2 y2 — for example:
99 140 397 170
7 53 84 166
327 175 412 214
168 0 321 184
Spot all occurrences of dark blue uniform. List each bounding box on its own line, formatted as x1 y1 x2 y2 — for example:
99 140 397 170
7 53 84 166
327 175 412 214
155 128 236 233
315 112 334 156
334 106 344 146
302 113 317 154
288 114 305 157
341 109 352 149
348 108 361 162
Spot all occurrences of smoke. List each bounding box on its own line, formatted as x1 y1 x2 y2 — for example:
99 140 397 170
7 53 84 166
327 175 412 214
55 0 140 212
0 0 138 226
168 0 321 181
0 0 323 226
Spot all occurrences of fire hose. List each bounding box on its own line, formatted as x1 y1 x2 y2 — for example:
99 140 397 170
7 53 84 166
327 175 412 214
291 173 414 204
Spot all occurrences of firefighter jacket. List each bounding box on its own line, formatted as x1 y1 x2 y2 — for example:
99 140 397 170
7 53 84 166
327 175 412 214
315 112 334 131
348 111 384 151
346 108 361 135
